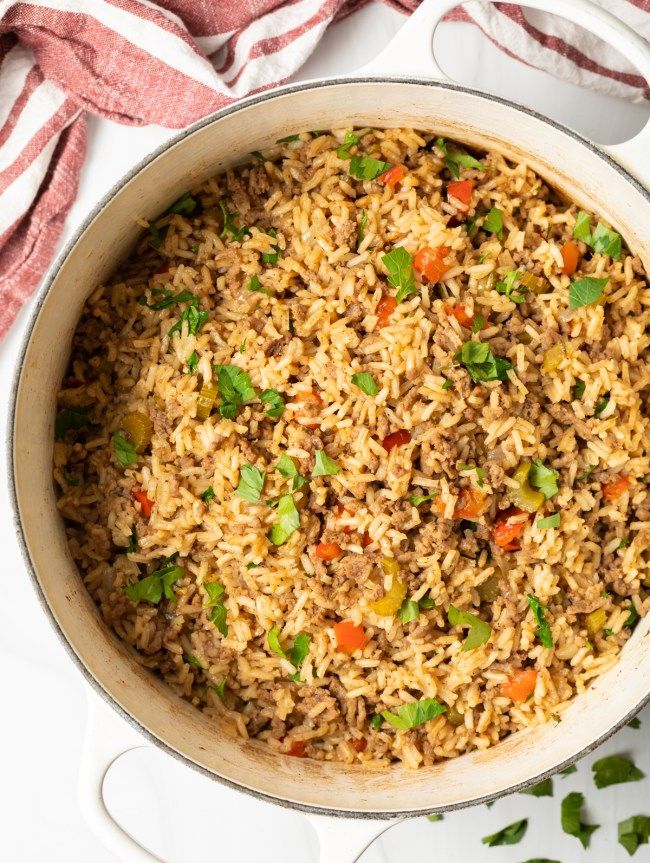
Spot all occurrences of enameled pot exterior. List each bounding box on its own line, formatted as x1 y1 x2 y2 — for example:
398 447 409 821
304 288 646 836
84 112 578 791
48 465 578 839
8 1 650 859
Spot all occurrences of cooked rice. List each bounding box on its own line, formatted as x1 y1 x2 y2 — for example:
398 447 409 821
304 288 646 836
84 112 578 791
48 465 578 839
54 128 650 769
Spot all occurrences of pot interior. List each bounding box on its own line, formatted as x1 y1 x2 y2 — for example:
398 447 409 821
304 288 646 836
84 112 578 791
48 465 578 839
12 79 650 815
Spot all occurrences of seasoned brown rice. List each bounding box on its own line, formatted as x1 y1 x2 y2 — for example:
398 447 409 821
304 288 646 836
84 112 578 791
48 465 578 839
54 128 650 769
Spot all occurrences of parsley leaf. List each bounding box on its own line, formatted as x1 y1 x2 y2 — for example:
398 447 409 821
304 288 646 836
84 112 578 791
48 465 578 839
268 626 287 658
435 138 485 178
275 453 307 490
212 679 227 701
592 754 644 789
537 513 561 529
127 526 138 554
200 486 215 504
269 494 300 545
577 464 597 483
573 211 592 243
619 815 650 856
495 270 526 304
628 717 641 729
559 765 577 777
149 289 195 310
147 222 167 247
219 201 250 242
529 459 559 499
215 364 256 419
260 388 285 419
312 450 340 477
484 207 503 238
625 603 640 630
357 209 368 249
458 463 486 487
235 464 265 503
277 133 301 143
569 276 609 308
351 372 379 396
203 581 228 636
527 594 554 648
447 605 492 651
168 297 208 337
382 247 416 303
337 131 362 160
112 433 137 467
55 407 89 440
409 494 436 506
455 340 512 383
370 715 383 731
398 598 420 624
426 814 443 823
186 351 199 373
290 633 311 668
167 192 196 216
561 792 600 849
591 222 622 259
261 228 281 264
349 155 391 181
482 819 528 847
247 274 273 297
184 653 202 668
125 563 183 604
521 777 553 797
573 379 586 399
381 697 446 730
594 394 610 417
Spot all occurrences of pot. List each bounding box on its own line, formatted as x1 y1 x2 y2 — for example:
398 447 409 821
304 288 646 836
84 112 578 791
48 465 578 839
9 1 650 861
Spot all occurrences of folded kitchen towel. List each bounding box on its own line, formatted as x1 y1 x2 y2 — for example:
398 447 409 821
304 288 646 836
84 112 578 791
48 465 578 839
1 0 649 339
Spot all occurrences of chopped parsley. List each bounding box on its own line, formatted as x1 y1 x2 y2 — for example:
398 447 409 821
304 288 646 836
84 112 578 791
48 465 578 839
127 526 138 554
214 364 256 419
247 274 273 297
277 133 301 143
381 697 446 730
482 819 528 847
577 464 597 483
495 270 526 304
458 463 486 487
357 209 368 249
628 717 641 729
234 464 265 503
447 605 492 651
166 191 197 216
147 222 167 247
112 433 137 467
537 513 561 529
435 137 485 178
55 407 89 440
382 247 416 303
269 494 300 545
561 791 600 849
559 764 577 777
268 626 287 658
219 201 250 242
370 715 383 731
572 211 622 259
471 313 486 332
268 627 311 678
426 814 443 823
261 228 281 264
351 372 379 396
619 815 650 856
619 538 631 548
312 450 340 477
349 155 391 181
184 654 202 668
260 388 285 419
149 289 195 311
409 494 436 506
592 754 644 789
527 594 554 648
442 379 454 390
625 603 640 630
573 379 586 400
212 679 227 701
521 777 553 797
275 453 307 490
529 458 559 499
594 394 610 417
200 486 215 504
455 340 512 383
484 207 504 238
168 297 208 337
569 276 609 308
203 581 228 636
125 562 183 605
336 131 363 159
397 599 420 624
186 351 199 373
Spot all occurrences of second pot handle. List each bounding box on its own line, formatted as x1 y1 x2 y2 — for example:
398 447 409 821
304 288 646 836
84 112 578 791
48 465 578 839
79 687 403 863
358 0 650 188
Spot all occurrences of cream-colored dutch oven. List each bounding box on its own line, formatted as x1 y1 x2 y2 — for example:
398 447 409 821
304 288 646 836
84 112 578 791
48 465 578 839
9 0 650 860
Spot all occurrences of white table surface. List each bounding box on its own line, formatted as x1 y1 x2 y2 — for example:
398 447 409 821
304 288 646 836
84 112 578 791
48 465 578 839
2 4 649 861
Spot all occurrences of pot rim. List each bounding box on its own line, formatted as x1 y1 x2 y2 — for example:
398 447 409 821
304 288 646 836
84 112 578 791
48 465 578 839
8 74 650 819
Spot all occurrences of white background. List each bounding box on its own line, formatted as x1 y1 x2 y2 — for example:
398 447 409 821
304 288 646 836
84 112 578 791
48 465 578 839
1 4 649 861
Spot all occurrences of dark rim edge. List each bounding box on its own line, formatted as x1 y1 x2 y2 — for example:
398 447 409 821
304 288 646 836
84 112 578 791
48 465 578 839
7 74 650 821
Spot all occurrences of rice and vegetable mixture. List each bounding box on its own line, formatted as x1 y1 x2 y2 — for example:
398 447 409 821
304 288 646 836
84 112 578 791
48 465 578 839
54 128 650 768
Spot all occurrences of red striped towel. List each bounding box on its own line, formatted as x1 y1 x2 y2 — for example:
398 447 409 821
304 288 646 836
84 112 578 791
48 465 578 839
1 0 649 339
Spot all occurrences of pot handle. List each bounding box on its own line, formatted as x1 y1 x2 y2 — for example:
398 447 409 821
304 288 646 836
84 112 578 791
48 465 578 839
79 688 402 863
358 0 650 188
79 689 166 863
